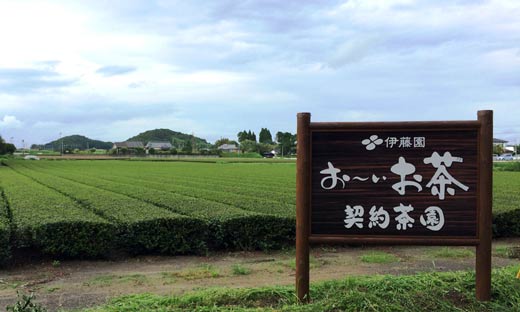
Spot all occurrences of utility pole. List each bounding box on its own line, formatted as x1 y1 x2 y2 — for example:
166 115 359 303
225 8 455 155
22 139 25 156
60 132 64 155
191 132 196 153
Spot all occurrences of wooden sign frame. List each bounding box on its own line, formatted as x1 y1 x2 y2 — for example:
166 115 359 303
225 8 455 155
296 110 493 302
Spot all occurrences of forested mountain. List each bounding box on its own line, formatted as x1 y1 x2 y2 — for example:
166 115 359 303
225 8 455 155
37 135 113 150
127 129 211 149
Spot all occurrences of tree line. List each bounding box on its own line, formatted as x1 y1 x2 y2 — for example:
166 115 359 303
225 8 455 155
215 128 296 156
0 136 16 155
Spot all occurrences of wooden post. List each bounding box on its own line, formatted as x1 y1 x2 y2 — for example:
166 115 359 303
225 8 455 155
476 110 493 301
296 112 311 302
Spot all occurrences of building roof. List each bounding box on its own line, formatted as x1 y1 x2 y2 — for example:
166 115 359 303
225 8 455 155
146 142 173 149
493 138 508 144
113 141 144 148
218 144 238 150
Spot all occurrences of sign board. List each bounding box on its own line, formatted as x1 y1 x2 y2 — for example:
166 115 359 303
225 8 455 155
296 111 493 302
311 127 478 240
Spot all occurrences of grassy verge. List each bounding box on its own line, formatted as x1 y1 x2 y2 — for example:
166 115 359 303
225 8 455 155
493 161 520 172
360 251 400 264
83 266 520 312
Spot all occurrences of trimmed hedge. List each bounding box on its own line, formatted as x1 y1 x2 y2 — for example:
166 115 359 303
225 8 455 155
0 188 11 266
32 221 115 257
493 209 520 238
0 167 115 258
9 164 209 255
5 159 520 264
0 211 10 266
217 215 295 250
120 217 207 255
19 162 295 251
37 162 295 217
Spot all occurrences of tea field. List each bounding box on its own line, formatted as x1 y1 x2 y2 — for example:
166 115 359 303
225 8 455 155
0 159 519 263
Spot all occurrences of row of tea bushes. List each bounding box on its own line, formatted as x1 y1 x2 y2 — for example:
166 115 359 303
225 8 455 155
2 159 518 266
16 162 294 250
29 161 295 217
37 160 296 205
10 164 207 255
0 189 11 265
0 166 114 258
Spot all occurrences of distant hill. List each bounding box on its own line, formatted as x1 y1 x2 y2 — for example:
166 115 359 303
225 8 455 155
127 129 211 149
37 135 113 151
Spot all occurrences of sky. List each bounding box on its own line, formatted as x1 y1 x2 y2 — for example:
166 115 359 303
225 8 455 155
0 0 519 147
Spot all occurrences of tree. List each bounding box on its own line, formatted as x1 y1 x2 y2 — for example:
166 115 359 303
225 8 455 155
276 132 297 156
237 131 248 143
214 138 237 148
240 139 258 153
183 139 193 154
493 144 504 155
259 128 273 144
0 143 15 155
0 135 15 155
237 130 256 143
258 142 275 155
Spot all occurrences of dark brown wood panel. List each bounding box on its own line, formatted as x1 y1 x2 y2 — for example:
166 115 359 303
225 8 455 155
310 127 478 239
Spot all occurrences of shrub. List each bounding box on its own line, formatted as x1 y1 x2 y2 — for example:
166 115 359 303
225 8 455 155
32 221 116 257
0 217 10 266
493 209 520 238
6 292 47 312
0 189 11 266
120 217 208 255
0 166 116 258
218 215 295 250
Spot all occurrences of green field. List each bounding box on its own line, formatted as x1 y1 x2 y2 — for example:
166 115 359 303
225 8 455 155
0 160 296 259
0 160 519 261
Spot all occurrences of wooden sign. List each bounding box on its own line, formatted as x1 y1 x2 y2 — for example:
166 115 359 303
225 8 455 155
312 128 478 240
296 111 493 302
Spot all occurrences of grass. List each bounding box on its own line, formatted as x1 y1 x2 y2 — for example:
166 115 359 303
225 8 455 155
45 286 60 293
360 251 400 264
494 161 520 172
428 247 474 259
231 264 252 276
282 255 327 270
83 274 149 287
493 171 520 213
494 245 512 258
82 266 520 312
492 244 520 258
0 280 22 290
165 264 221 280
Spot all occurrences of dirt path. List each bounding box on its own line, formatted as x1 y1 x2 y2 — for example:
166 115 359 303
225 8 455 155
1 239 519 311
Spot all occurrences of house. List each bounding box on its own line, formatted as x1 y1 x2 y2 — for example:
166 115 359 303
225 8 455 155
493 138 516 154
146 141 173 151
218 144 239 153
112 141 145 149
493 138 508 147
112 141 145 154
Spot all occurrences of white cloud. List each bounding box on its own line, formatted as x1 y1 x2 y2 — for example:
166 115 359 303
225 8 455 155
0 115 23 128
328 38 379 68
0 0 519 146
